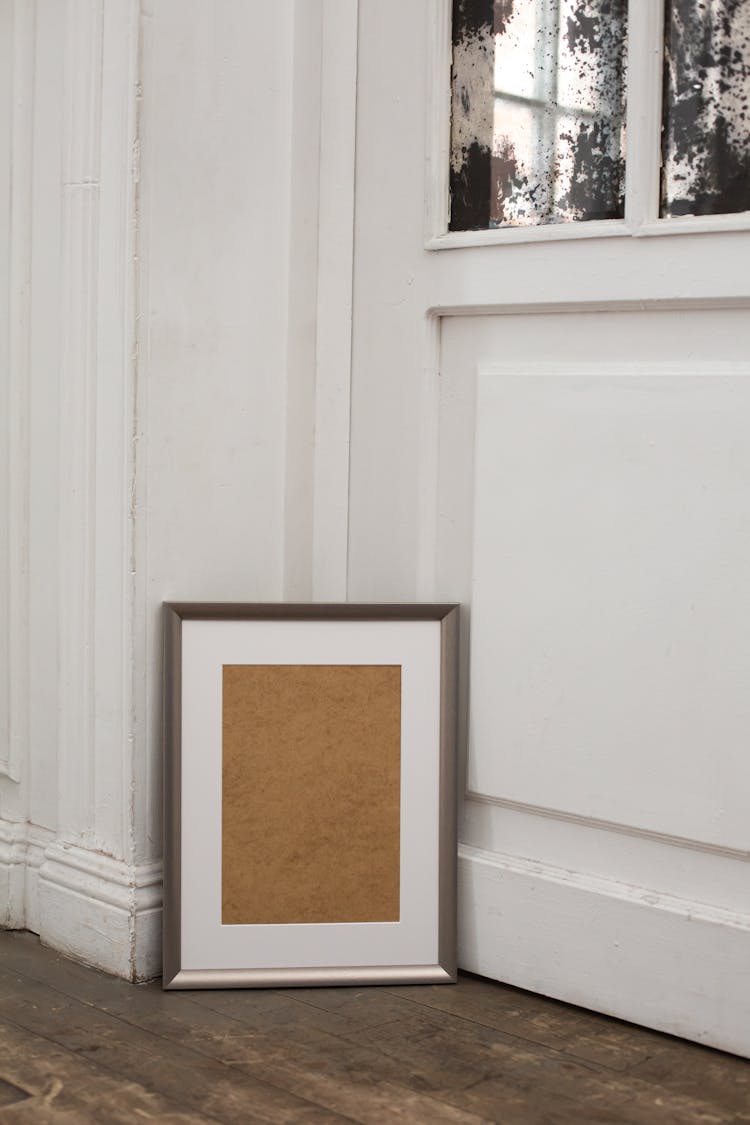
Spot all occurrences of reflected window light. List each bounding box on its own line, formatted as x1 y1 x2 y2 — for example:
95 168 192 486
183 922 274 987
450 0 628 231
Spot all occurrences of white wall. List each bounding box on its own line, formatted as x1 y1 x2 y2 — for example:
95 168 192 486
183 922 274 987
0 0 341 978
137 0 296 870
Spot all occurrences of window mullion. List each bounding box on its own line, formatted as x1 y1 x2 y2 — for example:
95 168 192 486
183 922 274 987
624 0 664 233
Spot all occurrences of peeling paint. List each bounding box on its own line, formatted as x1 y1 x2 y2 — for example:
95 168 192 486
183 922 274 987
449 0 627 230
662 0 750 217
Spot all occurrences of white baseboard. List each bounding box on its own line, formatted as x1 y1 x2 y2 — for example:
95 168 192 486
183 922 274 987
458 844 750 1059
38 842 163 981
0 819 27 927
23 823 55 934
134 860 163 982
1 819 163 981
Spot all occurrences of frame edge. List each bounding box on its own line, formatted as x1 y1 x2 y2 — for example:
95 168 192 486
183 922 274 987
162 604 183 989
164 964 455 990
439 605 460 982
160 601 460 988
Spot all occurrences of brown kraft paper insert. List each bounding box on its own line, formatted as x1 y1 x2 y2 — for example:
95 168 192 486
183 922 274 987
222 664 401 925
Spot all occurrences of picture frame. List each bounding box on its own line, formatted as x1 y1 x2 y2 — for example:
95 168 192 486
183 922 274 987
162 602 459 989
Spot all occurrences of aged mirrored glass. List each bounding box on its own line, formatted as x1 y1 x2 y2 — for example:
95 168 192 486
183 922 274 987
450 0 628 230
661 0 750 218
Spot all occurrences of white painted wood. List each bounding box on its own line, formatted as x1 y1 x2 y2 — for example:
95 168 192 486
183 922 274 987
2 0 348 979
623 0 665 231
462 798 750 915
3 0 35 789
57 0 139 865
38 841 162 981
459 846 750 1058
0 820 53 932
427 220 630 250
93 0 140 861
639 212 750 236
470 363 750 849
0 819 26 927
348 0 750 1054
57 0 105 850
283 0 323 601
0 0 11 788
0 0 149 978
27 0 65 834
348 0 435 600
22 823 54 936
415 315 442 600
138 0 299 889
311 0 359 601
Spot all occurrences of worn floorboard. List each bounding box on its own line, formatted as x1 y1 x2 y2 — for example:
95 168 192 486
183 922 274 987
0 931 748 1123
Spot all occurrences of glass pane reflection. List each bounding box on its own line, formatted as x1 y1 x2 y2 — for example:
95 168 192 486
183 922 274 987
450 0 628 230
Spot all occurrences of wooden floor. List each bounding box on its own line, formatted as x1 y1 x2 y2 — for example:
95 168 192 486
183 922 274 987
0 932 748 1123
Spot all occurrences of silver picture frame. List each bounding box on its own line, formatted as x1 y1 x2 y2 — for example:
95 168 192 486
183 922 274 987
162 602 459 989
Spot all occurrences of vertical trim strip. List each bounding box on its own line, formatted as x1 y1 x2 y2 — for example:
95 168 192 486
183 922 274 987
57 0 104 841
3 0 36 783
311 0 359 601
624 0 665 232
424 0 453 243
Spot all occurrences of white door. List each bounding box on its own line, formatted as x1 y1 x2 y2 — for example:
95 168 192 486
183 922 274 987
343 0 750 1055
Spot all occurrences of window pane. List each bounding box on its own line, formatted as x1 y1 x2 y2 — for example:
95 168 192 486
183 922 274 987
661 1 750 218
450 0 628 231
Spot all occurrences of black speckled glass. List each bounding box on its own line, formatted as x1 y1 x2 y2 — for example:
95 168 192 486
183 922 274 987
661 0 750 218
449 0 628 230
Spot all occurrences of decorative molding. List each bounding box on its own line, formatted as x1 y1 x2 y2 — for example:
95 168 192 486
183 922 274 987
91 0 140 858
2 0 36 783
427 220 631 251
458 845 750 1057
465 791 750 862
0 820 54 931
38 841 162 980
23 822 54 935
57 0 141 856
57 0 104 843
0 818 26 926
1 817 163 979
427 295 750 319
2 819 162 978
637 213 750 238
459 843 750 931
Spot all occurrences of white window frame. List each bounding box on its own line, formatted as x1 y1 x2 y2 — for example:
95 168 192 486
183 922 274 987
426 0 750 249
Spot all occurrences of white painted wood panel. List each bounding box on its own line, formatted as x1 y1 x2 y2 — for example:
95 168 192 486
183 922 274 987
27 0 64 834
462 799 750 915
138 0 298 869
470 366 750 849
458 846 750 1058
348 0 750 1055
312 0 358 602
433 312 750 1055
3 0 35 798
0 0 13 787
1 0 336 977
